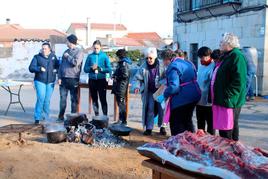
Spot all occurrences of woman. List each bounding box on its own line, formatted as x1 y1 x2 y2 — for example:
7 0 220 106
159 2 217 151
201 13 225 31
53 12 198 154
132 47 166 136
161 50 201 136
196 46 215 135
111 49 132 125
84 40 112 116
212 33 247 141
29 42 59 124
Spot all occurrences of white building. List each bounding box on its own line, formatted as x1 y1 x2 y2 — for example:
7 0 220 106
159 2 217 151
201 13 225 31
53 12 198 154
173 0 268 95
66 22 128 47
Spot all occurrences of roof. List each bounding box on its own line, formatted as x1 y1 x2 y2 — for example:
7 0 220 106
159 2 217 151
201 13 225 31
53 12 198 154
69 23 127 31
113 37 143 47
126 32 162 40
0 24 66 42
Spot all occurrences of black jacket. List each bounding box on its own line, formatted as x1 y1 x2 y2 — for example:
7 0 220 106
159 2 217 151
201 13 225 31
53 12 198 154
29 52 59 84
112 57 132 98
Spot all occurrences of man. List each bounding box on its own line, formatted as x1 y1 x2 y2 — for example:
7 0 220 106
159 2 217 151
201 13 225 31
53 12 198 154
84 40 111 116
29 42 59 124
132 47 166 136
58 34 84 121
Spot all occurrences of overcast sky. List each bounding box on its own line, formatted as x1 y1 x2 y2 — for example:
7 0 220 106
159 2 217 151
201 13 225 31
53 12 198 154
0 0 173 37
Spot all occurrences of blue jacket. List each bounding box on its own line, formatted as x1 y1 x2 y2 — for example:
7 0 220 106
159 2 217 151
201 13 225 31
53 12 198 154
164 58 201 110
29 52 59 84
84 51 112 80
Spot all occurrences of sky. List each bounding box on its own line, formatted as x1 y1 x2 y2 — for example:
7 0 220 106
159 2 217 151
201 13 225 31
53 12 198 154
0 0 173 38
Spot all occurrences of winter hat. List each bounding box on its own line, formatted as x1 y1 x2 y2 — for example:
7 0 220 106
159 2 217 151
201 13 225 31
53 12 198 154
67 34 78 45
116 49 127 59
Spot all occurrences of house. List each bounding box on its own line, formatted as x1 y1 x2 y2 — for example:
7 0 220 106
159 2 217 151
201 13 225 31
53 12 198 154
173 0 268 95
66 22 128 47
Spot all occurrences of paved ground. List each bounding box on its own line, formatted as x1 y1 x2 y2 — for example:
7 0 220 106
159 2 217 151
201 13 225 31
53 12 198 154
0 84 268 149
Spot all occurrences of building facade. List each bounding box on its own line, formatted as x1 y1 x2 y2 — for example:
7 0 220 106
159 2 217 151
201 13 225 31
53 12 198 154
173 0 268 95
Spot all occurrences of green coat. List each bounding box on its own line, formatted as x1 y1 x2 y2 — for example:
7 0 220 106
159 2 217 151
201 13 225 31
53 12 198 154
213 48 247 108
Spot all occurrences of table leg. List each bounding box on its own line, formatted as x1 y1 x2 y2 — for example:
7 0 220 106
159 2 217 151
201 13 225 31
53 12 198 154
114 95 118 121
77 86 81 113
18 85 25 112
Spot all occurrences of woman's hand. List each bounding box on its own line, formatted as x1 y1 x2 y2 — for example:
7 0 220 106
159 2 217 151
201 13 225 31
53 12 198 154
134 88 140 94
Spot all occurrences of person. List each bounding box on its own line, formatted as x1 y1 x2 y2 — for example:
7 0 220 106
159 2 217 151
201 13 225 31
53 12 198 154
160 50 201 136
212 33 247 141
132 47 166 136
111 49 132 125
84 40 112 116
196 47 215 135
58 34 84 121
29 42 59 124
242 47 257 101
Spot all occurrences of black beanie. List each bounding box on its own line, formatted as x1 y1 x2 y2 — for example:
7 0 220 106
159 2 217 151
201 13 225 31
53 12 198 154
67 34 78 45
116 49 127 59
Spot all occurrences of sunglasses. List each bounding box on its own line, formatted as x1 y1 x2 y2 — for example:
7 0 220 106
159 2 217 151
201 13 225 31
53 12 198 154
147 57 153 60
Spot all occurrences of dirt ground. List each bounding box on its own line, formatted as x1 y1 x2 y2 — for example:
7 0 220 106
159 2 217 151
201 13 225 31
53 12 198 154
0 125 168 179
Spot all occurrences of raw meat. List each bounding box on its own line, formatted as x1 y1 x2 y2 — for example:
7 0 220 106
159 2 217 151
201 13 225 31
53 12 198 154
140 130 268 179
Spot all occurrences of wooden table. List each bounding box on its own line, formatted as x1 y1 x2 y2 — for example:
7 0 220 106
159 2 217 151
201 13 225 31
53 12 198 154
77 82 130 121
142 159 205 179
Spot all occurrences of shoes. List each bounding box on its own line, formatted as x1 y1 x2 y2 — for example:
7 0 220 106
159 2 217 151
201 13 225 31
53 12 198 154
160 127 167 136
250 96 255 101
143 129 152 136
34 120 39 125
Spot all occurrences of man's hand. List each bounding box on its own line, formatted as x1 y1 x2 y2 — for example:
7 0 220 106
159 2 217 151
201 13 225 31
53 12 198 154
58 79 62 85
134 88 140 94
64 53 69 58
40 67 46 72
92 64 98 70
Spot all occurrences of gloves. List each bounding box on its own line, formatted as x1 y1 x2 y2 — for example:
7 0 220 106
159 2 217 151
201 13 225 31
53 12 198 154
157 94 165 103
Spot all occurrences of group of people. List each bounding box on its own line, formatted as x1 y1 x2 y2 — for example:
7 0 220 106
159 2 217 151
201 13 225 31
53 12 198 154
29 32 250 142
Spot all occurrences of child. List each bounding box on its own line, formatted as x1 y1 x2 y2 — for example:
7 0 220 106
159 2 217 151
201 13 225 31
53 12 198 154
112 49 132 125
196 46 215 135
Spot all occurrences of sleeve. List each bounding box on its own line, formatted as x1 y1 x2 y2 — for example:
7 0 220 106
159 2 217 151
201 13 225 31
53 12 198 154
100 54 112 73
54 56 60 71
29 56 41 73
66 50 84 67
84 55 93 73
224 55 247 99
164 67 181 98
131 66 144 90
116 63 129 80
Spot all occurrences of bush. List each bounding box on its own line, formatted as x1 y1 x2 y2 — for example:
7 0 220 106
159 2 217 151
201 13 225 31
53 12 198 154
106 50 144 62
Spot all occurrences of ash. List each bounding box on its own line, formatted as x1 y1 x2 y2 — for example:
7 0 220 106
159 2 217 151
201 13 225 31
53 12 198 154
91 128 128 148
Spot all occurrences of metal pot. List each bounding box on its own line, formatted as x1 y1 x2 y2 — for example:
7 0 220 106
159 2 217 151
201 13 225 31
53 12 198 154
91 115 109 129
45 123 67 143
109 124 132 136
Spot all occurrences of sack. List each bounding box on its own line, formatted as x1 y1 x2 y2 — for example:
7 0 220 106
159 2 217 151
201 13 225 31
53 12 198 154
212 105 234 130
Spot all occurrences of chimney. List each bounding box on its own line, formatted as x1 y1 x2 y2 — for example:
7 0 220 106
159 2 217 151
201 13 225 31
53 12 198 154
6 18 10 24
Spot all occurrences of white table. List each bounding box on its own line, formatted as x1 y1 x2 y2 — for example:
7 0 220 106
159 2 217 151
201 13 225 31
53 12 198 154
0 80 32 115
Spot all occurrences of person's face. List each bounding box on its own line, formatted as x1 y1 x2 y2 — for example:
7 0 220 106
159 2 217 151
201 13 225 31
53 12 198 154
93 44 101 54
200 56 210 62
42 45 51 56
146 54 156 65
67 41 75 49
220 41 230 52
163 58 171 67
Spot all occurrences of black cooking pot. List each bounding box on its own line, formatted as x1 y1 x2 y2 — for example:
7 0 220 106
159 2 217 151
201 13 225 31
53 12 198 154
91 115 109 129
45 123 67 143
109 124 132 136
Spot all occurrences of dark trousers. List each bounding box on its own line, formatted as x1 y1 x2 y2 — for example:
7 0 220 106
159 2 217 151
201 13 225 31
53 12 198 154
89 79 108 116
59 78 79 118
115 95 126 123
169 102 197 136
196 105 215 135
219 108 241 141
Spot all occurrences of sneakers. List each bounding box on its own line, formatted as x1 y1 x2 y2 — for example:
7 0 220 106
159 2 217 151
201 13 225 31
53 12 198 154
160 127 167 136
143 129 152 136
34 120 39 125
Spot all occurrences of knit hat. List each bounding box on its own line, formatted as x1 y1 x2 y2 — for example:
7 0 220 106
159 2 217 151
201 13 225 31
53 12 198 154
67 34 78 45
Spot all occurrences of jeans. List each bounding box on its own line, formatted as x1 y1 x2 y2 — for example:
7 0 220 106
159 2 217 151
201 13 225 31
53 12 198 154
115 95 126 123
246 73 255 97
145 92 163 130
169 102 197 136
59 78 79 119
34 81 55 121
196 105 215 135
88 79 108 116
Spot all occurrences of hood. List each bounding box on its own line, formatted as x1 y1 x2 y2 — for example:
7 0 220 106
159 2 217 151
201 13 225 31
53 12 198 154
120 57 132 65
